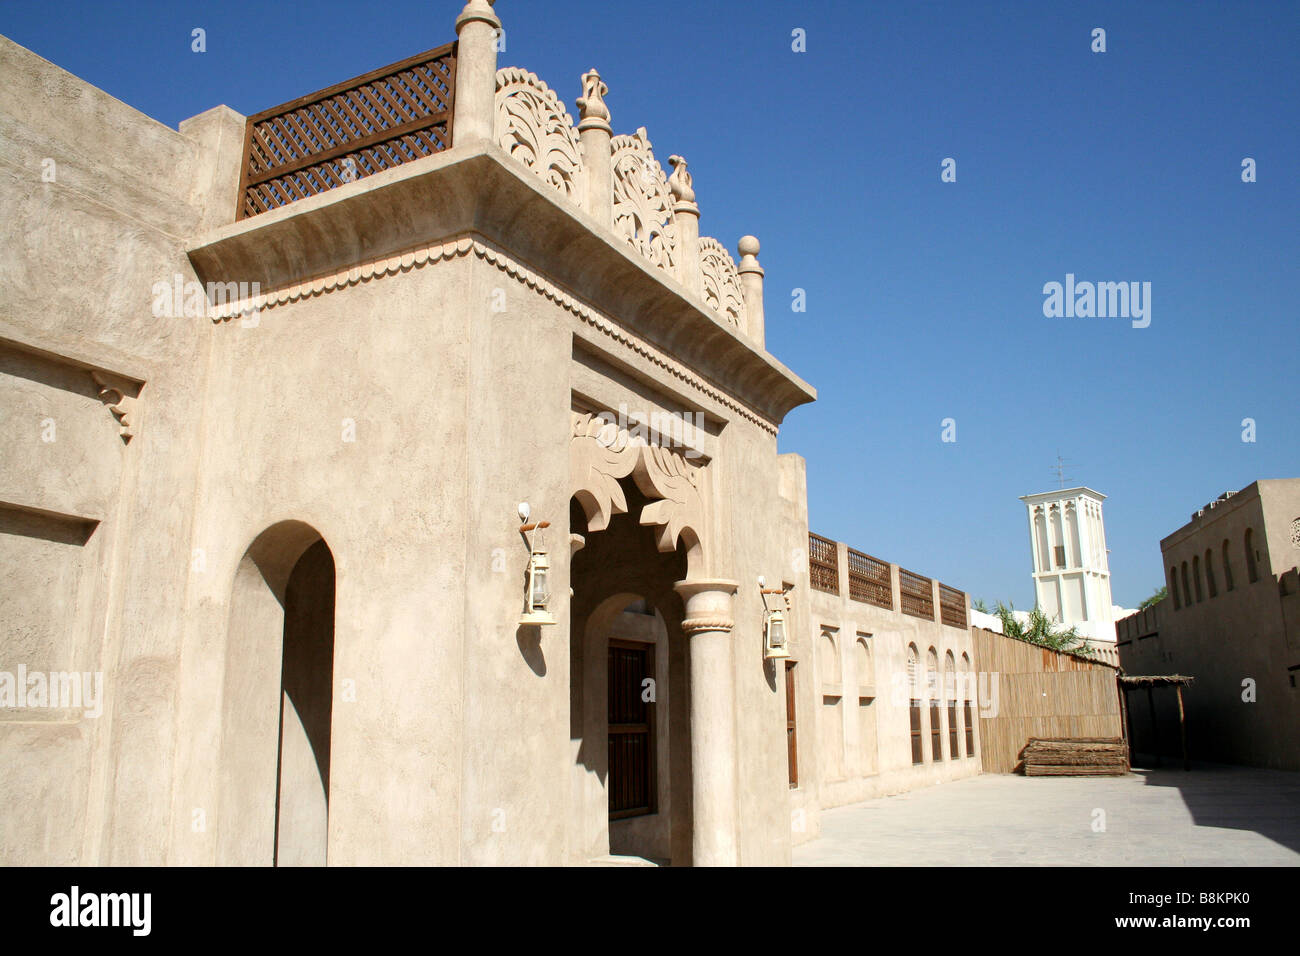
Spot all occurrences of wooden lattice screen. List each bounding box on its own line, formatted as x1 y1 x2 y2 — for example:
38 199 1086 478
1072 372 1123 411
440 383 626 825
899 568 934 621
938 583 968 630
847 548 892 609
808 533 839 595
237 43 457 220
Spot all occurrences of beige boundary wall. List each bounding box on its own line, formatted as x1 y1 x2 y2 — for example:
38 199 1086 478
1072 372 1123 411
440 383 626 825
777 457 982 844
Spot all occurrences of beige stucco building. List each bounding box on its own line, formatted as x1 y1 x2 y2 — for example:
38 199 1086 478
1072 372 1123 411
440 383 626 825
1117 479 1300 770
1 1 991 866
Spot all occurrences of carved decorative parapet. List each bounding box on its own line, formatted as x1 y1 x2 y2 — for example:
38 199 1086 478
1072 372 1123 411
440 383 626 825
610 128 678 275
698 237 746 331
90 370 139 443
570 410 706 566
488 61 761 340
495 67 585 202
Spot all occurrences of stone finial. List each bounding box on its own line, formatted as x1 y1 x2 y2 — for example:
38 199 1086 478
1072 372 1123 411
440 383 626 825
668 155 695 205
455 0 500 31
736 236 766 347
737 235 762 273
453 0 501 146
668 155 701 294
576 68 610 133
576 69 614 226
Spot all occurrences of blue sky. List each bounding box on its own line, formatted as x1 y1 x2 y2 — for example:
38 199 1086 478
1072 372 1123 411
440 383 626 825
3 1 1296 608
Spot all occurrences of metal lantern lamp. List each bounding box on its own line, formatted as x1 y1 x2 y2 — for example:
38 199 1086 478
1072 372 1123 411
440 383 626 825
759 577 790 660
519 504 556 627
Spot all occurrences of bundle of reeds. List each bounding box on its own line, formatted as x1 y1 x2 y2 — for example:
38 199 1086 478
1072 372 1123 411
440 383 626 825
1020 737 1128 776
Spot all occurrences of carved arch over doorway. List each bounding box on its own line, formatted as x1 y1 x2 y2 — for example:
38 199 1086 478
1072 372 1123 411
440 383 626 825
570 411 708 576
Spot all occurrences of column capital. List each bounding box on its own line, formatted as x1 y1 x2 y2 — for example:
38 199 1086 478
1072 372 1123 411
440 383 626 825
674 578 738 635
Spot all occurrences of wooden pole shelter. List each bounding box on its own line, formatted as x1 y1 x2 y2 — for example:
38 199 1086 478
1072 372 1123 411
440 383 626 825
1176 683 1190 771
1146 686 1161 768
1116 675 1195 772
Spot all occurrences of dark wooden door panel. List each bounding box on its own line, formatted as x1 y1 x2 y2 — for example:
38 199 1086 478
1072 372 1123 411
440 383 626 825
609 641 655 817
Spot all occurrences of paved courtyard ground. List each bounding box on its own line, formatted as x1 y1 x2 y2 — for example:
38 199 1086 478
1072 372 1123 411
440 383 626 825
794 763 1300 866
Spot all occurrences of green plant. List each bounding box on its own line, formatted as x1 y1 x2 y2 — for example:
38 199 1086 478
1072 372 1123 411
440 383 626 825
1138 586 1167 610
994 601 1091 656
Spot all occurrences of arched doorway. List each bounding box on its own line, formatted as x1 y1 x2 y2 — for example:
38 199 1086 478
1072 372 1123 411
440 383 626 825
218 521 336 866
569 487 690 865
568 411 740 866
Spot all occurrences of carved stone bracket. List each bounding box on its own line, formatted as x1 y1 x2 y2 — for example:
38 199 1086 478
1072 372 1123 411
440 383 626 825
90 370 139 443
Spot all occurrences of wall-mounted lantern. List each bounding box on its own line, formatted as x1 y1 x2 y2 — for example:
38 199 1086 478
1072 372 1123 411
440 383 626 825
758 576 790 660
519 503 556 627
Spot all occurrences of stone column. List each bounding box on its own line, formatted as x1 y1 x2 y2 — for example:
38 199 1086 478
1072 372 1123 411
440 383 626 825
576 69 613 228
454 0 501 148
669 156 702 297
737 235 765 348
674 577 740 866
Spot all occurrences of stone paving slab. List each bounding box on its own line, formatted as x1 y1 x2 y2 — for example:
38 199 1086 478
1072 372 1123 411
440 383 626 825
793 764 1300 866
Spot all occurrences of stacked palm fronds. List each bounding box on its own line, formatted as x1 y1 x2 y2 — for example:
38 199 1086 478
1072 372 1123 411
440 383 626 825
1020 737 1128 775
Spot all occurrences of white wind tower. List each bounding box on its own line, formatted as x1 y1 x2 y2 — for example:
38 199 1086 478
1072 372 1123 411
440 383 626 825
1019 486 1117 646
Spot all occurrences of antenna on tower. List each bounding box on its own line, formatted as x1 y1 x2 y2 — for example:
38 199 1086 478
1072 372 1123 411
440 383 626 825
1052 451 1075 489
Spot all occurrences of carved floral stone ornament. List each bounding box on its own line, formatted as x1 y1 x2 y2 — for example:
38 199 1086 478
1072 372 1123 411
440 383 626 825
570 410 707 571
699 237 746 329
494 67 584 202
611 128 678 274
485 61 769 345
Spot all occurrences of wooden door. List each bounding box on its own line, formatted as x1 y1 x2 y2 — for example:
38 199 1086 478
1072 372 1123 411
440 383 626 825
608 641 655 818
909 700 923 765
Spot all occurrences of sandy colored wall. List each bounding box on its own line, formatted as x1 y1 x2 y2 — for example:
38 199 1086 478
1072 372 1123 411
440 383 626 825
795 532 982 818
2 11 816 864
1120 480 1300 770
0 35 233 865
